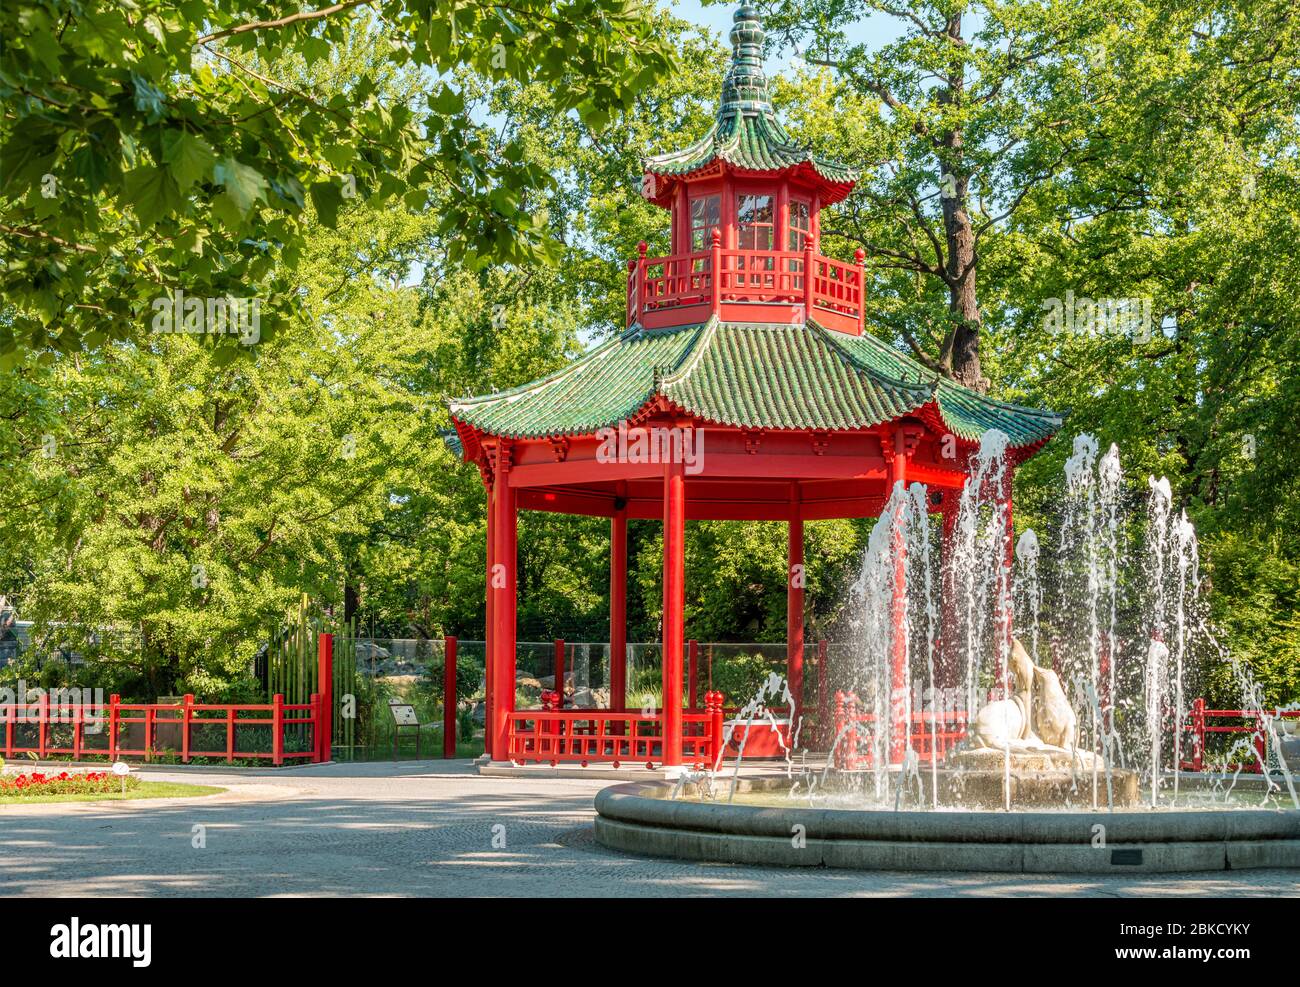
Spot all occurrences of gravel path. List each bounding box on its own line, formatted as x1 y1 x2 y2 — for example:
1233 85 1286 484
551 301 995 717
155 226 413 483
0 760 1294 897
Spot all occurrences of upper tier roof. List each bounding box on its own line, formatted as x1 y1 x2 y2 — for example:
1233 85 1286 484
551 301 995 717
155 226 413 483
643 6 857 204
448 318 1064 454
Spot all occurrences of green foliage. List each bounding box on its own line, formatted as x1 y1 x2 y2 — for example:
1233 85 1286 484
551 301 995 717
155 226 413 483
711 651 782 707
0 0 672 358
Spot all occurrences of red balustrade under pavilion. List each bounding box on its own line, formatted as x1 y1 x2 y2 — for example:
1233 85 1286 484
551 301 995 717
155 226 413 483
448 6 1063 770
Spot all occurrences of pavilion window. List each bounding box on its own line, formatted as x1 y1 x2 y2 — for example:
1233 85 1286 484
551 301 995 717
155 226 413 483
736 192 776 281
787 199 811 287
690 194 721 273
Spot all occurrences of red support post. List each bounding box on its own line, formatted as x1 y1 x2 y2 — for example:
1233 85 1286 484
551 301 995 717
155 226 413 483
182 693 194 763
662 455 686 768
854 247 866 334
833 691 846 768
888 427 909 763
484 479 496 755
144 705 154 762
554 638 566 704
636 240 648 323
3 698 12 759
226 707 234 764
108 694 119 761
817 639 829 747
72 703 82 760
489 443 518 762
802 236 815 318
272 693 284 766
317 632 333 763
706 690 725 769
610 507 628 713
1192 697 1206 771
710 229 722 316
444 635 458 759
38 691 48 758
787 488 805 722
688 639 698 711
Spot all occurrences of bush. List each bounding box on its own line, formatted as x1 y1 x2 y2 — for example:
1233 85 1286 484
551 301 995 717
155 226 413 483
712 651 782 706
426 657 482 703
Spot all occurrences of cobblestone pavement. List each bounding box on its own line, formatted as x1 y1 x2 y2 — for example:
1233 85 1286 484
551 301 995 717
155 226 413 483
0 760 1294 897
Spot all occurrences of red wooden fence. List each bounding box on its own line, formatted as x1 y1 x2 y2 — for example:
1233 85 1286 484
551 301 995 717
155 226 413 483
507 691 726 769
0 693 325 766
832 691 970 770
1179 699 1299 773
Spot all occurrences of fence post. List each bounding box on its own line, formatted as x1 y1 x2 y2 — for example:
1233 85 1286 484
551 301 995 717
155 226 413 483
72 702 82 760
38 690 48 758
802 236 815 318
554 638 565 705
1256 711 1267 773
634 239 644 319
272 693 284 766
688 639 698 710
3 694 12 758
144 704 154 762
181 693 194 763
817 640 829 747
108 694 119 761
306 693 320 763
225 707 235 764
854 248 866 333
1191 697 1205 771
706 690 725 770
710 229 722 316
444 636 458 759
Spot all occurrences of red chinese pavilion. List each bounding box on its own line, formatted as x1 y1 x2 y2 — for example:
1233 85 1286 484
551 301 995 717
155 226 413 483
449 6 1062 769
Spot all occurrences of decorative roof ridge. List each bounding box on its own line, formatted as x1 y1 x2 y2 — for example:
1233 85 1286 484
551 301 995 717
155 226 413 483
658 314 720 390
447 336 619 412
806 319 936 401
826 321 1064 422
935 376 1067 423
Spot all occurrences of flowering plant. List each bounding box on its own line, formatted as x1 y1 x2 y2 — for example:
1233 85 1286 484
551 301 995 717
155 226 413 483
0 770 138 798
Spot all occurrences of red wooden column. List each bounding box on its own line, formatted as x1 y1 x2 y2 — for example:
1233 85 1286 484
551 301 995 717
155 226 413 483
483 480 496 755
661 455 686 768
610 505 628 712
997 466 1015 684
489 442 518 762
317 632 333 763
553 639 566 701
787 484 805 723
443 635 457 758
938 492 961 689
888 426 910 764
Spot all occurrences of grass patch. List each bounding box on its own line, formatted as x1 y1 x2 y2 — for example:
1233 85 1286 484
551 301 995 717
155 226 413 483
0 780 224 805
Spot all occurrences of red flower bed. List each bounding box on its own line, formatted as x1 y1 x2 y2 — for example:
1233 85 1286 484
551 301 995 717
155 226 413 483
0 770 140 798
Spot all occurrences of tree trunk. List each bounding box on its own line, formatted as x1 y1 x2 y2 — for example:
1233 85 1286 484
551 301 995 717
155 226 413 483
938 12 986 393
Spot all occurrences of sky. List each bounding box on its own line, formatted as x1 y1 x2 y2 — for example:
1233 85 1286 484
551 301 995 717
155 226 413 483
665 0 904 76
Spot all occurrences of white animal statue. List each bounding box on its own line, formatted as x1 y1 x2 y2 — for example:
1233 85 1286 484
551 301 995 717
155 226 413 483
970 638 1078 754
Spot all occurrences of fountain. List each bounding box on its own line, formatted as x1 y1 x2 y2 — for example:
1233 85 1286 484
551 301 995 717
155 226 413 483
594 431 1300 872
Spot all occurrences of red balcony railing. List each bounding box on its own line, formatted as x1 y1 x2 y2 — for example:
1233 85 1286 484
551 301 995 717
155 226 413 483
626 235 866 333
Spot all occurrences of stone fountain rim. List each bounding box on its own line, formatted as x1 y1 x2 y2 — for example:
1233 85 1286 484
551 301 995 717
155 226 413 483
594 775 1300 846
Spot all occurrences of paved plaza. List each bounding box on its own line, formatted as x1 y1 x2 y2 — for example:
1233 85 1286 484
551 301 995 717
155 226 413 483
0 760 1295 897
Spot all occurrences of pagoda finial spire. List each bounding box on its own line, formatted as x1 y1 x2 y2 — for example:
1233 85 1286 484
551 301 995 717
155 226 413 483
718 6 771 119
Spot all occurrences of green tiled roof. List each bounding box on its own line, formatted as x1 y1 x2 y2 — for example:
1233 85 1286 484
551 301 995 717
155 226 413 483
449 318 1064 450
825 328 1065 447
644 8 856 196
661 320 928 429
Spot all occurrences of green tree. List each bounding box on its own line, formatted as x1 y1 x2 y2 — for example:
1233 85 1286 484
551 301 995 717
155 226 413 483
0 0 671 359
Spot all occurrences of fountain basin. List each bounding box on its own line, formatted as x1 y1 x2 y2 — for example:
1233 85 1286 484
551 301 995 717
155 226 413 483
593 776 1300 873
